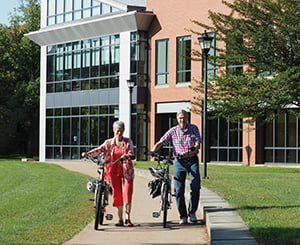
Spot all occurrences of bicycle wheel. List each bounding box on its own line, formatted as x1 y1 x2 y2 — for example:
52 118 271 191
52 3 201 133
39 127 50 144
99 186 106 225
162 182 169 228
94 185 105 230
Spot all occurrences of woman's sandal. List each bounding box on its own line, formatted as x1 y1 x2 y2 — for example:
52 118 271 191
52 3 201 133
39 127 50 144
115 220 124 226
125 219 134 227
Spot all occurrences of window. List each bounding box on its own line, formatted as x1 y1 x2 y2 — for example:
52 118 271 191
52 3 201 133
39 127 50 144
64 43 72 80
209 117 243 162
156 39 169 85
207 32 218 81
264 110 300 164
177 36 191 84
47 0 122 26
226 32 243 76
256 25 274 78
130 31 148 87
46 34 120 92
45 105 119 160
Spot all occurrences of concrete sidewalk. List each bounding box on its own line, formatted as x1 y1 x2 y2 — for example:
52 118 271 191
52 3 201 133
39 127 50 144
49 160 258 245
50 161 209 245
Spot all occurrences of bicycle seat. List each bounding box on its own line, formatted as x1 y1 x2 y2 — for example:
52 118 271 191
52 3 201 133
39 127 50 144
149 168 165 179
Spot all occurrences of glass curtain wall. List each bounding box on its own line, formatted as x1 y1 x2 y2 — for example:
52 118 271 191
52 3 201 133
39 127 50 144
45 31 149 160
130 31 148 160
46 34 120 160
46 34 120 93
47 0 122 26
46 105 118 159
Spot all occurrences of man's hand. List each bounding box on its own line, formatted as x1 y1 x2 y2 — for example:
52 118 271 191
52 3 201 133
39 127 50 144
182 146 198 158
148 151 155 157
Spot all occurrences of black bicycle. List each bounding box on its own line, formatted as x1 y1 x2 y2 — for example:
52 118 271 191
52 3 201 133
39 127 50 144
84 153 127 230
148 152 173 228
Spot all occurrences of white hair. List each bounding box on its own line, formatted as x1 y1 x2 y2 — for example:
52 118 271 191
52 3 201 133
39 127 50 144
177 109 189 118
113 120 125 130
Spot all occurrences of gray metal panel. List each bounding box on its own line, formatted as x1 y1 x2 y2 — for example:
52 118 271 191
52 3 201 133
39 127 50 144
46 89 119 108
25 11 154 46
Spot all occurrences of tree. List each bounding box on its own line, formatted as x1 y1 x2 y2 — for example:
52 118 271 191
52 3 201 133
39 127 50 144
0 0 40 157
191 0 300 124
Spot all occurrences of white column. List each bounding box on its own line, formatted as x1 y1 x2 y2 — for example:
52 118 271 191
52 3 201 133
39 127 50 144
39 46 47 162
38 0 47 161
40 0 47 28
119 32 131 137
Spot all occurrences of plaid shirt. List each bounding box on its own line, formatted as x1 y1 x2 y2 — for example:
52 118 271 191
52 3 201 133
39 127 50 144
160 124 202 156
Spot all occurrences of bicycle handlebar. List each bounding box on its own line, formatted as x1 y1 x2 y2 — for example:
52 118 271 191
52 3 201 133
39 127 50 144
148 152 174 163
84 153 135 165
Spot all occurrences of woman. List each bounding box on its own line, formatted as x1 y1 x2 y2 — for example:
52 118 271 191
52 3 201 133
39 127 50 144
82 121 135 227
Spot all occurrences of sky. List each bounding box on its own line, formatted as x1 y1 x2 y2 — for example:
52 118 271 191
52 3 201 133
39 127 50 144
0 0 20 25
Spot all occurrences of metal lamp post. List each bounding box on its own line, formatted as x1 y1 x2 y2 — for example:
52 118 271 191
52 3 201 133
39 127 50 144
126 79 136 139
198 30 213 179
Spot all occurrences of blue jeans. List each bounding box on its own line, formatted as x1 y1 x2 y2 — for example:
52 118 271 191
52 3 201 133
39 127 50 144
173 156 201 219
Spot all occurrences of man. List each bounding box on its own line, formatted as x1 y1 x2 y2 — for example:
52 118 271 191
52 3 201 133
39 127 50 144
151 109 202 224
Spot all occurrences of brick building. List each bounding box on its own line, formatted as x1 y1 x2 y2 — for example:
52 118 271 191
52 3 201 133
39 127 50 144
26 0 300 165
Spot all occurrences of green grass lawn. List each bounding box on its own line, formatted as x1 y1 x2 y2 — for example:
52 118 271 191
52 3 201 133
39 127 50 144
1 159 299 245
0 159 94 245
135 161 300 245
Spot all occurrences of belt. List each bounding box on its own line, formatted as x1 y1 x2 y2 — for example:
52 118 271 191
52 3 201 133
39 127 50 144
176 155 197 162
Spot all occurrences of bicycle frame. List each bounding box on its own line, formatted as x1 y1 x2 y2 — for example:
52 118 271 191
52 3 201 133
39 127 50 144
149 153 173 228
85 153 127 230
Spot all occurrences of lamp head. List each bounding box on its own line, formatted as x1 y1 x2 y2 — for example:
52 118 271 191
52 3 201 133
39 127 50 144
126 79 136 88
198 30 213 52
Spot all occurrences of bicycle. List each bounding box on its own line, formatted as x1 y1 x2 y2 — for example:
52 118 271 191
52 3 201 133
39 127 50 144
84 153 129 230
148 152 174 228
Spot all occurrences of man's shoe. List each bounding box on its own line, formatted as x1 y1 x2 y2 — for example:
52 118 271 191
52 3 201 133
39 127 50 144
179 217 187 225
189 213 197 223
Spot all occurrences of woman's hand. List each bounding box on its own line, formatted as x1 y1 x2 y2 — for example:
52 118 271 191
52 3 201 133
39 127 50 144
122 154 129 160
122 154 135 160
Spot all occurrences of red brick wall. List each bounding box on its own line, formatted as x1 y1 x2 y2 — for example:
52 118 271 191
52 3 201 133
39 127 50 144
146 0 255 165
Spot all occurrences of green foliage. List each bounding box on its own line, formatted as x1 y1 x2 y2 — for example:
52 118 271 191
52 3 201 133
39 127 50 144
191 0 300 123
0 160 94 244
0 0 40 156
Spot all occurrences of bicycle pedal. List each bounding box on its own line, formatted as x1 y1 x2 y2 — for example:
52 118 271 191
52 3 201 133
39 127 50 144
152 212 160 218
106 214 113 220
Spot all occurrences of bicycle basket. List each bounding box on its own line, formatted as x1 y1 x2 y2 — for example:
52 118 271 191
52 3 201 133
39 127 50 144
148 178 162 198
149 167 165 179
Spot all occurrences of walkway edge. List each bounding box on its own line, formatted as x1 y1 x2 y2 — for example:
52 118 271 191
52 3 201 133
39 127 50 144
199 187 259 245
135 168 258 245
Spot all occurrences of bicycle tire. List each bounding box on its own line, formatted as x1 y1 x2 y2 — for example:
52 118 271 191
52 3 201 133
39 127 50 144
99 186 105 225
162 182 169 228
94 185 105 230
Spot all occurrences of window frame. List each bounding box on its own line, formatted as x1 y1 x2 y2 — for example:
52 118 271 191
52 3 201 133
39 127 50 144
176 35 191 84
155 39 169 86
